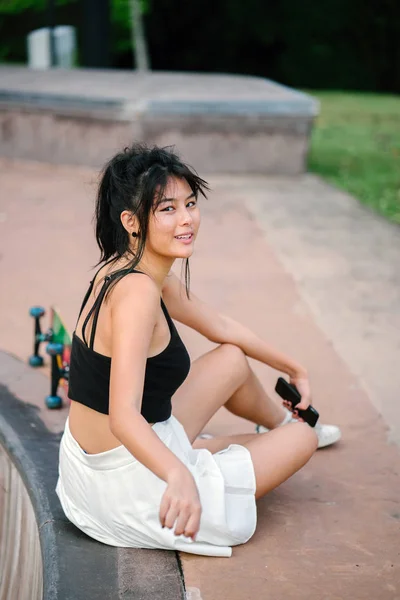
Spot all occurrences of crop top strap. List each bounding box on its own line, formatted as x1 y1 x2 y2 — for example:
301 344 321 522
77 260 116 322
77 278 95 322
161 297 173 328
78 260 117 348
81 275 112 349
80 266 143 349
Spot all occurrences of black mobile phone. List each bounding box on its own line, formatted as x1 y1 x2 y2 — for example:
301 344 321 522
275 377 319 427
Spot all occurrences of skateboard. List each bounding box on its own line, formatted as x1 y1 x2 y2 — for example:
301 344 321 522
29 306 71 409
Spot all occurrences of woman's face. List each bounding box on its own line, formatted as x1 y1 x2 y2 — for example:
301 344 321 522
147 176 201 260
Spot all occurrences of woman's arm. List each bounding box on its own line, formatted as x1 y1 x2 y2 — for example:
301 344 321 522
163 272 307 379
213 314 307 379
108 274 201 539
109 273 184 480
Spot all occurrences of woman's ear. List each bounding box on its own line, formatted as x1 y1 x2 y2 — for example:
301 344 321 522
120 210 138 236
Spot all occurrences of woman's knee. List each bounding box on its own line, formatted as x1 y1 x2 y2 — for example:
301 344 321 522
291 421 319 455
217 343 249 383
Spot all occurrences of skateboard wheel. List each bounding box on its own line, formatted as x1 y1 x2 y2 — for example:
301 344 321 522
30 306 45 318
46 342 64 356
29 355 44 367
45 395 63 409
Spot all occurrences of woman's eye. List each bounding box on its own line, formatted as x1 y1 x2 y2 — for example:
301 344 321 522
160 200 197 212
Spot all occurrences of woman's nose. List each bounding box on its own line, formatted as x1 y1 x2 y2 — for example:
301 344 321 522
180 208 193 226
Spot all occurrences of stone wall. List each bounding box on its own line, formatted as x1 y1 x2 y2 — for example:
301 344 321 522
0 67 318 174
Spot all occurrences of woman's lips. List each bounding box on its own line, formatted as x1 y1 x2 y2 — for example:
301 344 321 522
174 233 194 244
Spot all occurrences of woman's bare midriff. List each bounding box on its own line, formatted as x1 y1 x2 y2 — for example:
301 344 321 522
68 401 155 454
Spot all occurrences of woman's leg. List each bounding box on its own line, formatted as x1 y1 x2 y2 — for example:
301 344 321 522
225 367 286 429
193 424 318 500
173 343 318 500
172 342 286 443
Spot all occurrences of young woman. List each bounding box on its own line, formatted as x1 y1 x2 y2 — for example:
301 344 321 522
56 144 338 558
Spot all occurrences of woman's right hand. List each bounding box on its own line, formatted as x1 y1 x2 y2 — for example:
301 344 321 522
159 466 202 541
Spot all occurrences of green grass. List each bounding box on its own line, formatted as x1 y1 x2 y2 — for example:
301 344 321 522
306 91 400 224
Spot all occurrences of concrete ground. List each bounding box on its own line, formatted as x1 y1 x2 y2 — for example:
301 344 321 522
0 158 399 599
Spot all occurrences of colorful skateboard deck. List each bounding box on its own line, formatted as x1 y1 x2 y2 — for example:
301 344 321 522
50 307 71 402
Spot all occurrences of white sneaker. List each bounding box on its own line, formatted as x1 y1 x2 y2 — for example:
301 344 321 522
256 411 341 449
311 422 342 448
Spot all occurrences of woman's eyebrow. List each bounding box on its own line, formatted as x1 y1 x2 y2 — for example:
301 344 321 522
160 192 196 204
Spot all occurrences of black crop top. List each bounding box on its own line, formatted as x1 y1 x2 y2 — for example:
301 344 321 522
68 270 191 423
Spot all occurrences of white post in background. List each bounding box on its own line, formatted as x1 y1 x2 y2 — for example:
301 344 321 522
54 26 77 68
27 26 76 70
130 0 150 71
27 28 51 69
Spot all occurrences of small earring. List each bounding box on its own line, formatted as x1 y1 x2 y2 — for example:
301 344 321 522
131 231 138 238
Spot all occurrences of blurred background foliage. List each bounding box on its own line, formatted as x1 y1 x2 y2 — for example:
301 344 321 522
0 0 399 93
0 0 149 61
309 91 400 223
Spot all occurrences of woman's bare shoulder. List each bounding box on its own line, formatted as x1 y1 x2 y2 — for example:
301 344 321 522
109 271 160 319
112 271 158 298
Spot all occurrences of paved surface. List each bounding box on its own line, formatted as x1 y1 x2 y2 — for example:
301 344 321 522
0 158 399 599
242 176 400 444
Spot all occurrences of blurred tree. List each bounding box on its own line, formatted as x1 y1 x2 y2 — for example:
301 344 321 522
0 0 151 67
111 0 150 68
0 0 79 62
129 0 150 70
143 0 400 92
0 0 72 12
0 0 399 92
82 0 110 67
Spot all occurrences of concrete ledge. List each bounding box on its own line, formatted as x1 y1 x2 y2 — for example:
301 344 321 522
0 66 318 174
0 438 43 599
0 351 185 600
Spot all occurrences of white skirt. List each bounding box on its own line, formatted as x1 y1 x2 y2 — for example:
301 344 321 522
56 415 257 557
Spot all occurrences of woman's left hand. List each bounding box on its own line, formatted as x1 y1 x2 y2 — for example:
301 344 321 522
288 373 312 418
